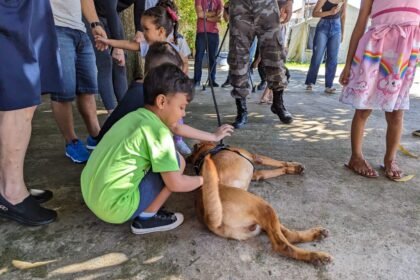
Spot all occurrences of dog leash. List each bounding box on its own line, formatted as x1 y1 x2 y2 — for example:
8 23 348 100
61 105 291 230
193 143 255 175
202 1 223 144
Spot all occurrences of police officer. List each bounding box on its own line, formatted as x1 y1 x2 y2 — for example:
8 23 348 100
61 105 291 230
228 0 294 128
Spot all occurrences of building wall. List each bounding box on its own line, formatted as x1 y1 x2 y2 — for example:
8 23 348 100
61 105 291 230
287 4 360 64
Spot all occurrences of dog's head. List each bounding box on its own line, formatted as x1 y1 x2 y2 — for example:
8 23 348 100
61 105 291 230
187 141 217 164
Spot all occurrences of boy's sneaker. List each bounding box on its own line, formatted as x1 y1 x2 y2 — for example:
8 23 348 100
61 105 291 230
131 209 184 235
413 130 420 137
65 139 90 163
175 140 192 156
86 135 98 150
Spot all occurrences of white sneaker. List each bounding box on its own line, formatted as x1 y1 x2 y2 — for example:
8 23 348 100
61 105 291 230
175 140 192 156
324 87 337 94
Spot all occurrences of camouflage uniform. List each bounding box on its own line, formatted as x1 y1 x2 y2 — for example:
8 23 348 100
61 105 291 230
228 0 288 98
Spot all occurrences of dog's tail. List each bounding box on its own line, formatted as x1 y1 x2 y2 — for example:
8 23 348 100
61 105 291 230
201 155 223 229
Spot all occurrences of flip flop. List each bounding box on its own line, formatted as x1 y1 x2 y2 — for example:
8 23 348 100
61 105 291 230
380 164 403 181
344 162 379 178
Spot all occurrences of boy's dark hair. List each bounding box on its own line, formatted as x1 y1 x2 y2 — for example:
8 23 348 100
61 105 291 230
143 0 179 44
144 63 194 106
144 42 183 74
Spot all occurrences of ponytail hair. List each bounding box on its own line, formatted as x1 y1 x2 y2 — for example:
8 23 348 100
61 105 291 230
157 0 180 45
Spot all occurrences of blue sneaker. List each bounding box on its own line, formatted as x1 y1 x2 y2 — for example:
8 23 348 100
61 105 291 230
86 135 98 150
65 139 90 163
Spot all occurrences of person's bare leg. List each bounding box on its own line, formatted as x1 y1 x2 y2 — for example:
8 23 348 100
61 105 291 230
0 107 35 204
347 109 378 177
51 100 78 143
384 110 404 179
76 94 100 137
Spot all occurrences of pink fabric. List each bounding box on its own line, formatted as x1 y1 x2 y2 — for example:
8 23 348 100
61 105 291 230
195 0 222 34
340 0 420 111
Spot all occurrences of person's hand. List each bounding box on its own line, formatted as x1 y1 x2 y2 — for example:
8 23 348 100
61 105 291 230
133 31 144 43
91 26 108 51
339 66 351 85
330 6 341 16
213 124 234 141
94 35 110 50
112 48 125 66
280 0 293 23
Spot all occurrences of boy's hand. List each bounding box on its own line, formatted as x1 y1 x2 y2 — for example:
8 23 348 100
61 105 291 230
213 124 234 141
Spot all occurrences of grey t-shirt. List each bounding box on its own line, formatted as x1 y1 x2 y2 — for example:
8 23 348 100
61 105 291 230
50 0 86 32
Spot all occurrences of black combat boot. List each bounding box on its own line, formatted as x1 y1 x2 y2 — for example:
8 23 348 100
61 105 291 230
271 90 293 124
232 98 248 128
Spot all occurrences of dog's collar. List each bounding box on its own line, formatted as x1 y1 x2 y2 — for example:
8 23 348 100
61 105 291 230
193 143 255 175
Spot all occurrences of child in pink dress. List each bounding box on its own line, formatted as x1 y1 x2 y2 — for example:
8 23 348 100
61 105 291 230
339 0 420 180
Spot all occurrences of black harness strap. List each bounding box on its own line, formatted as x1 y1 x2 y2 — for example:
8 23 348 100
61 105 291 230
194 143 255 175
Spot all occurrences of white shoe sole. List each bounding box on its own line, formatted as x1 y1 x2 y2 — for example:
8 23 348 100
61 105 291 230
131 213 184 235
65 152 88 164
86 144 96 150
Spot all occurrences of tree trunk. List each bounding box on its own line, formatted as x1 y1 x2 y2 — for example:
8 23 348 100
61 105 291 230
120 7 143 82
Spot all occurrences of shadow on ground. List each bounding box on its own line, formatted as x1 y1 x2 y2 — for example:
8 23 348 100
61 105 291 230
1 66 419 280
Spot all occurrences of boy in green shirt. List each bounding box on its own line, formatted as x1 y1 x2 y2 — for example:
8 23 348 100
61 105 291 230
81 63 233 234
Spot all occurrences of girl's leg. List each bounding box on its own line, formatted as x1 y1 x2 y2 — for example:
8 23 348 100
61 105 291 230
305 25 328 86
347 109 378 177
384 110 404 179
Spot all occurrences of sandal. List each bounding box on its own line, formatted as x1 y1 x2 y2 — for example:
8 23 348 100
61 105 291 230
381 161 403 181
344 160 379 178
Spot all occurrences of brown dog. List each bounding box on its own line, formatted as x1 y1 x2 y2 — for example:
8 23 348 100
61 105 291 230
189 142 332 265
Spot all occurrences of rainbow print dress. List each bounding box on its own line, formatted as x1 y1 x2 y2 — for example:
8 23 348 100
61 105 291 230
340 0 420 111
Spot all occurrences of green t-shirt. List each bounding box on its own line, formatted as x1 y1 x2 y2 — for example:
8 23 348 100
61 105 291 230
81 108 179 224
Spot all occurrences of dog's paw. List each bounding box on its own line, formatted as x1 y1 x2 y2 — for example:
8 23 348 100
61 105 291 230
286 164 305 175
309 252 333 266
296 164 305 174
312 227 329 241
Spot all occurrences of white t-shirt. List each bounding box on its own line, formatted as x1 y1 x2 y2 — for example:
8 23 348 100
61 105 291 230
140 34 191 58
50 0 86 32
145 0 159 10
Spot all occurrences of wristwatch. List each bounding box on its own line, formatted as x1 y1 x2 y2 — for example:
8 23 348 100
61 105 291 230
90 21 102 28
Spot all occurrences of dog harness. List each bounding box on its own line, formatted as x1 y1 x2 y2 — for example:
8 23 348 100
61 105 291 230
193 143 255 175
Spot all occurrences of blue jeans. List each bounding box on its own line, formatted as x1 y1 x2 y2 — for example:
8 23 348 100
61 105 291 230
51 26 98 102
87 17 128 111
194 32 219 83
305 18 341 88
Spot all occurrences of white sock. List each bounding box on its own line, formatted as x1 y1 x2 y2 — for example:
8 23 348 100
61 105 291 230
138 212 156 220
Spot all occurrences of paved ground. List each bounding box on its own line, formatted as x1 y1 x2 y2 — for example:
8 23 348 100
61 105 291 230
1 65 419 280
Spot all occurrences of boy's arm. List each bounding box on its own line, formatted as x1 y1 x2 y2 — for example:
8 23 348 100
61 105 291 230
95 37 140 51
171 124 233 142
161 171 203 192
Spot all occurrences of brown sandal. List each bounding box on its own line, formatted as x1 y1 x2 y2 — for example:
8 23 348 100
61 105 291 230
344 160 379 178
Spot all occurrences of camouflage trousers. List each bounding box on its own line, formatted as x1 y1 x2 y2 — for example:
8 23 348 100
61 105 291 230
228 0 288 99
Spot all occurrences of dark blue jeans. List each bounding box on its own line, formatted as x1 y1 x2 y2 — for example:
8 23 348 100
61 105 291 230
87 17 128 110
305 18 341 88
194 32 219 83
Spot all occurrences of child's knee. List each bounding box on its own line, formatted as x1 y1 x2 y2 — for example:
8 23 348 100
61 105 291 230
385 111 404 124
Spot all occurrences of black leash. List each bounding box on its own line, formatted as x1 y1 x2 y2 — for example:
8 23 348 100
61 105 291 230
193 143 255 175
202 2 223 141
